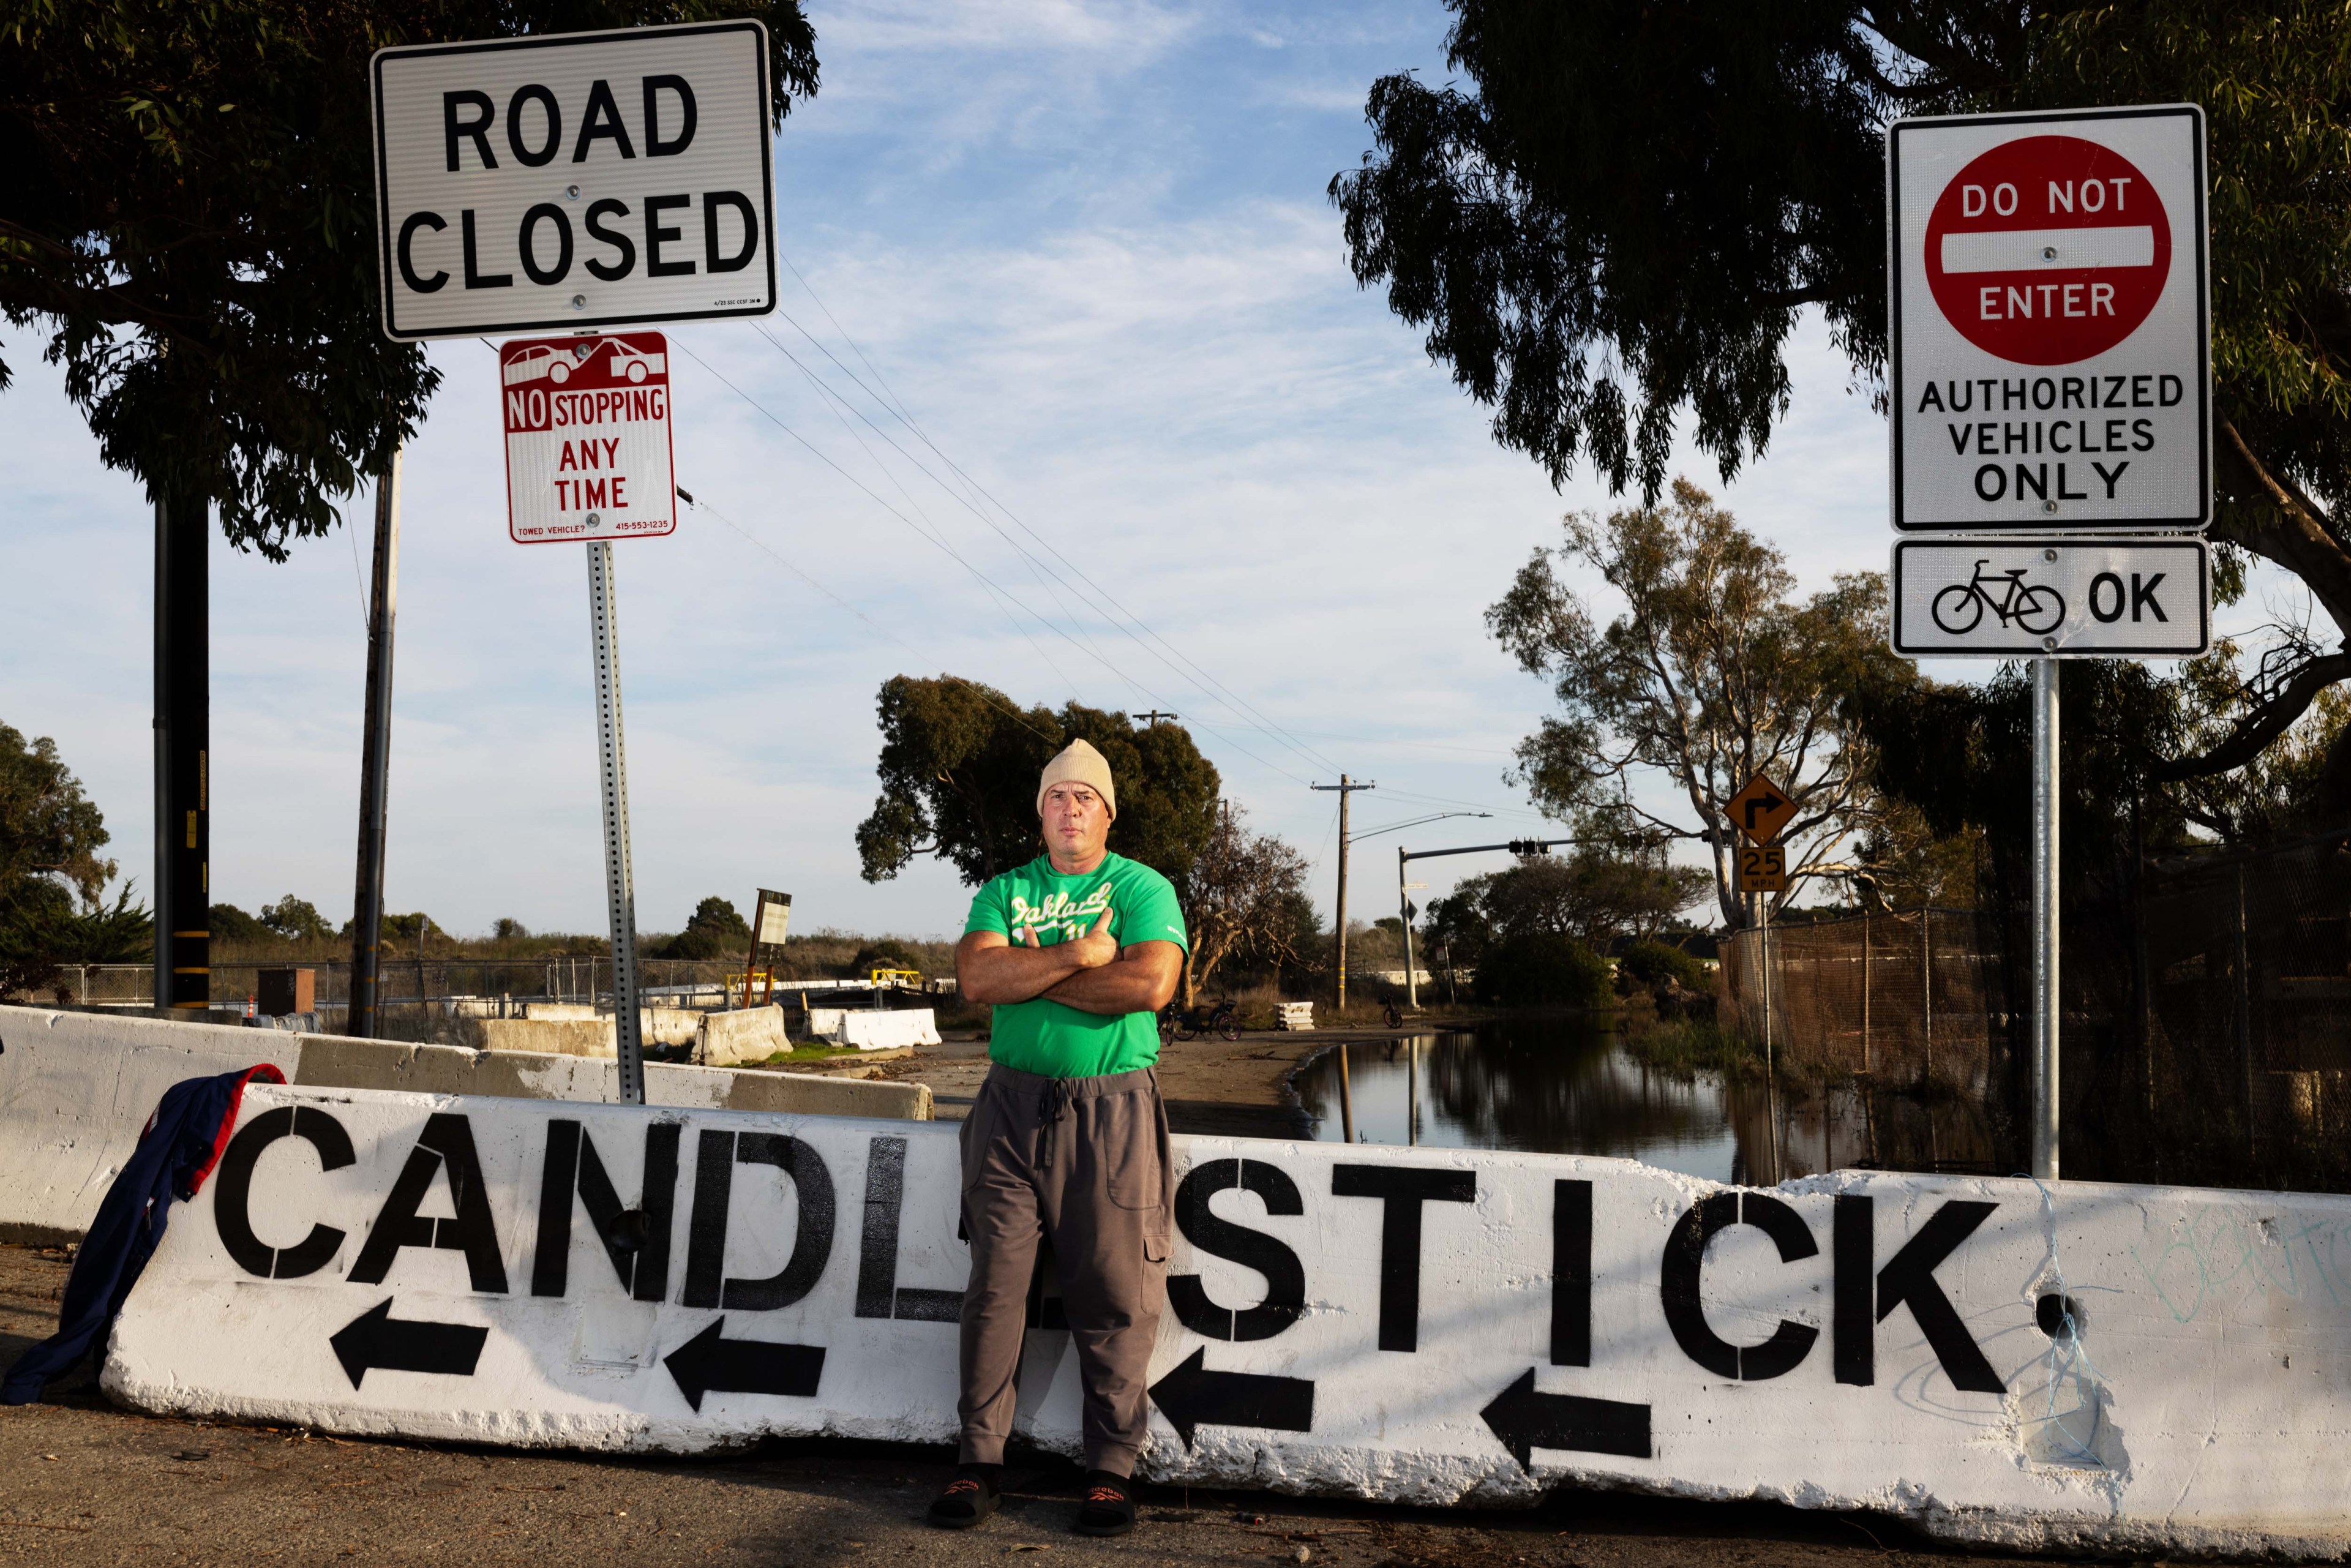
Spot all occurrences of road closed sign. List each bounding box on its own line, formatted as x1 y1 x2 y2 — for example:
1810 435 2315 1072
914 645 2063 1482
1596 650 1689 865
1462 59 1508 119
1888 106 2208 531
502 332 677 544
372 22 774 340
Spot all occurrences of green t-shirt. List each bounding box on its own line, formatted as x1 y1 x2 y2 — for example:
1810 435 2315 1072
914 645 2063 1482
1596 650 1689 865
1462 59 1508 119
963 852 1188 1078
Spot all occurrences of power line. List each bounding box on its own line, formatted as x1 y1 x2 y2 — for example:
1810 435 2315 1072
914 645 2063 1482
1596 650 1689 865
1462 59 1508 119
669 339 1317 789
760 258 1348 781
675 486 1060 745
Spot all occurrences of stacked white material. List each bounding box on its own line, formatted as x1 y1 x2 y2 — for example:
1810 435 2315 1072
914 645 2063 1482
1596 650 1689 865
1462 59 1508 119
92 1079 2351 1558
1274 1002 1315 1031
807 1008 939 1050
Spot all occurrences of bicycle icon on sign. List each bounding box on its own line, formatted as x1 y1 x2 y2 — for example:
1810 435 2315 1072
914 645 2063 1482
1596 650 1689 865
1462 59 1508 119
1931 560 2067 636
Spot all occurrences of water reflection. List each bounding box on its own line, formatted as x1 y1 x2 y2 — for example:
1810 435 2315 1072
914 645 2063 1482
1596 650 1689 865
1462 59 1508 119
1291 1016 1998 1185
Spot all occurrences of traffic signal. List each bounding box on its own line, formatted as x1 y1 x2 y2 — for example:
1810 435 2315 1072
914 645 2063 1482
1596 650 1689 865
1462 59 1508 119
1507 839 1552 856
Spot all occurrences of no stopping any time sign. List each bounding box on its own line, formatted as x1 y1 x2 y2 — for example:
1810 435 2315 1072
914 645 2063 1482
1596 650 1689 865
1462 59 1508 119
1888 105 2208 531
502 332 677 544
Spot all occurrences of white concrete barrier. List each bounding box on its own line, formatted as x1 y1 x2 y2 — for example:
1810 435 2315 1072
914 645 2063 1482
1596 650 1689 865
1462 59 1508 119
806 1008 939 1049
0 1006 928 1242
91 1078 2351 1556
694 1007 788 1067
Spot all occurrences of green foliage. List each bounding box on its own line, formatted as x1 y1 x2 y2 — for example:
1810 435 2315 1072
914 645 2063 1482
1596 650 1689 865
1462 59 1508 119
0 0 819 556
1331 1 1883 499
0 722 114 902
661 896 751 961
1624 1016 1758 1080
1175 801 1311 1003
209 902 268 944
1472 930 1613 1009
856 676 1223 887
364 910 436 949
1487 486 1904 926
1 880 153 999
1619 939 1709 994
0 722 143 996
1336 0 2351 764
1426 847 1704 972
261 895 334 942
492 917 528 942
847 937 923 978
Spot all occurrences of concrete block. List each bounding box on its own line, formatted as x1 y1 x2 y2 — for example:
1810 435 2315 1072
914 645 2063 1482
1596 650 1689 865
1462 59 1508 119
0 1005 302 1244
479 1018 615 1058
838 1010 940 1050
93 1083 2351 1556
695 1006 789 1067
807 1008 940 1049
0 1004 932 1242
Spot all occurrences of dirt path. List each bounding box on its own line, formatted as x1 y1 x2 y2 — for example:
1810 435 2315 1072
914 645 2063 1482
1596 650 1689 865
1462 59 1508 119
0 1242 2054 1568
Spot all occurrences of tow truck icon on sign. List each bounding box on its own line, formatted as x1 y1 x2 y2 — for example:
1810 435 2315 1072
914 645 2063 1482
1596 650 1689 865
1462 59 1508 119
499 339 668 386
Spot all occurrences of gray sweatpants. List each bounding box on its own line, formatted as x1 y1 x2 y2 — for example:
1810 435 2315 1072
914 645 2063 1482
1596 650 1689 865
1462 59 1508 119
958 1063 1172 1475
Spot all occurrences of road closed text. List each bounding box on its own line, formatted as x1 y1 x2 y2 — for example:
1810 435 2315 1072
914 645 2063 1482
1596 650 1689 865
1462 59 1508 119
372 23 776 337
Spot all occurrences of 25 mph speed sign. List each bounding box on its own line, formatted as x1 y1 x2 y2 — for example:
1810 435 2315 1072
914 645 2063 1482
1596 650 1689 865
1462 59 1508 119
1889 106 2208 531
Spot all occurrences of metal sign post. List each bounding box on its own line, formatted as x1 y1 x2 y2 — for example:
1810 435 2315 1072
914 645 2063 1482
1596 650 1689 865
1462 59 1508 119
2031 659 2061 1177
1887 103 2211 1182
586 539 647 1105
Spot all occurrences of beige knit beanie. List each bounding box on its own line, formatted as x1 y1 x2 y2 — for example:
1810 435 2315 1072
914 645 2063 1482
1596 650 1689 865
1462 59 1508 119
1035 738 1117 820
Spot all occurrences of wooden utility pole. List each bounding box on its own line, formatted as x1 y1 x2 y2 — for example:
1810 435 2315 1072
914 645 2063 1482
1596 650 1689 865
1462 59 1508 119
1138 710 1179 727
347 452 402 1037
1310 776 1375 1010
153 490 210 1013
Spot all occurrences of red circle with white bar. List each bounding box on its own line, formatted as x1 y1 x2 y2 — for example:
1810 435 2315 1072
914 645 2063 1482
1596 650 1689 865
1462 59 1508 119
1924 135 2170 365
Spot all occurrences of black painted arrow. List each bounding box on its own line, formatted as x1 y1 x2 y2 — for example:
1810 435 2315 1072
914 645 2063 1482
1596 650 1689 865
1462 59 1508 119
662 1318 827 1412
1743 790 1787 831
1148 1348 1314 1450
329 1299 488 1389
1479 1368 1651 1470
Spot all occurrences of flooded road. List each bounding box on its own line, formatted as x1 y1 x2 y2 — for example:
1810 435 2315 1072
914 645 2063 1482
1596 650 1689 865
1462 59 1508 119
1291 1015 1998 1184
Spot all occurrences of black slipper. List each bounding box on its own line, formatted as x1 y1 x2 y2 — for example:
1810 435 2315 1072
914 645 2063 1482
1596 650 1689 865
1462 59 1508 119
926 1467 1002 1529
1073 1471 1136 1537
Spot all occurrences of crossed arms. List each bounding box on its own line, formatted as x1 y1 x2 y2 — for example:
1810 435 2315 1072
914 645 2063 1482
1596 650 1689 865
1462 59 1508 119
955 906 1183 1016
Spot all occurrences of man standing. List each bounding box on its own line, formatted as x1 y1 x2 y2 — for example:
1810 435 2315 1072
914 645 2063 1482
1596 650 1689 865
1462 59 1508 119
928 738 1187 1538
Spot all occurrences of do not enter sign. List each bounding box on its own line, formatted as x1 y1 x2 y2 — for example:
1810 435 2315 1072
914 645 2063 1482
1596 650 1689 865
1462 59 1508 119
1889 106 2208 533
1924 137 2170 366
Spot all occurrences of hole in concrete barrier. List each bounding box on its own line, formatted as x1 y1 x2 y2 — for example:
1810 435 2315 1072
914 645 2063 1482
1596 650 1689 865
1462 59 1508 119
602 1208 648 1255
2035 1292 2084 1337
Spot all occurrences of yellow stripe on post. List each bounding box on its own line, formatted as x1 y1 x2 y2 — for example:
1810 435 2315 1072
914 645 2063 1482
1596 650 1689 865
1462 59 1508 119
172 930 210 939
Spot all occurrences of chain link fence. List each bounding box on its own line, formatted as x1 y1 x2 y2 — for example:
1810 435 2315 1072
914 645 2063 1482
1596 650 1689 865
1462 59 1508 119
1719 823 2351 1191
44 957 953 1015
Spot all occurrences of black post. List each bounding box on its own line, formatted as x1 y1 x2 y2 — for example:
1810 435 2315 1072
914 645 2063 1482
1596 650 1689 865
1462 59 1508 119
153 491 210 1013
347 457 400 1037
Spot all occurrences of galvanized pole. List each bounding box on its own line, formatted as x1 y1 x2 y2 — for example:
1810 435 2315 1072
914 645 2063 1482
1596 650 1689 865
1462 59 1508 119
347 449 400 1037
2031 657 2060 1180
587 541 647 1106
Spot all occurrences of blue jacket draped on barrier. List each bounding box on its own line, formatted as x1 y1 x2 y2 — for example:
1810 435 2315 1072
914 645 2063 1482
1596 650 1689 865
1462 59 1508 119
2 1063 283 1404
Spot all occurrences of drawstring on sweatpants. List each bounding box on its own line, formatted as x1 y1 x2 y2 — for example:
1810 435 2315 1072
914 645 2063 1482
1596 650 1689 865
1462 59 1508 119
1037 1078 1076 1171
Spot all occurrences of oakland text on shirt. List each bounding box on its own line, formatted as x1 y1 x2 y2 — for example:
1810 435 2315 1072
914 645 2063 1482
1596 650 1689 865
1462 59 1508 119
1009 884 1112 942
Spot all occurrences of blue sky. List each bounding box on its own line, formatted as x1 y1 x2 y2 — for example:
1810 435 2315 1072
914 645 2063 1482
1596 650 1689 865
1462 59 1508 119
1 0 2313 942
